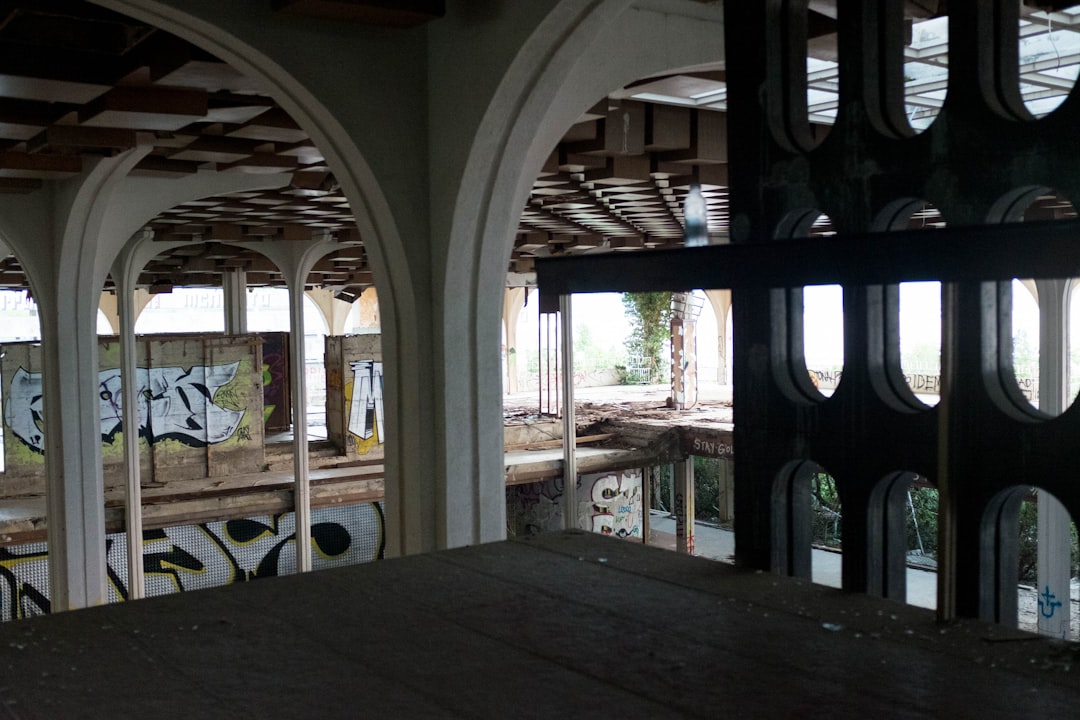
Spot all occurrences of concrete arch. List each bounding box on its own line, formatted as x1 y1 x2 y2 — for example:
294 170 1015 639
92 0 427 555
441 0 725 547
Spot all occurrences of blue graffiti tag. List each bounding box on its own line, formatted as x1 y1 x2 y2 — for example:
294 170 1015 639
1038 585 1063 619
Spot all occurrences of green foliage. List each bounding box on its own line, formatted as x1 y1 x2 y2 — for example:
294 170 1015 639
900 343 940 376
693 456 720 522
905 486 939 558
621 292 672 384
1012 328 1038 380
649 460 726 523
572 324 626 372
1016 496 1080 584
1019 498 1039 584
652 464 672 512
810 473 842 548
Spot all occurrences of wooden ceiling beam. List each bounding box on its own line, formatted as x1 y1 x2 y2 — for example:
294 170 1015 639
0 176 40 193
0 151 80 178
656 109 727 165
27 124 137 154
273 0 445 27
80 86 208 131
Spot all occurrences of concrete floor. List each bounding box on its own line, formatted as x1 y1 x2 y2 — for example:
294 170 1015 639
648 514 939 608
649 514 1080 638
0 530 1077 718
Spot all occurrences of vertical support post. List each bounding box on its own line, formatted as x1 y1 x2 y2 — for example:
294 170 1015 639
222 267 248 335
937 282 959 622
671 315 686 408
668 465 676 518
289 280 312 572
1036 278 1071 639
674 458 695 554
538 293 559 416
560 294 577 530
117 275 144 600
718 458 735 523
641 466 652 544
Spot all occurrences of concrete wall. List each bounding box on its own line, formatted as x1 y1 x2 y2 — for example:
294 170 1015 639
261 332 292 433
0 502 384 621
325 334 384 460
507 469 644 539
1 334 265 494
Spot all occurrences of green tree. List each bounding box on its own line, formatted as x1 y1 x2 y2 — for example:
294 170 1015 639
906 486 938 558
810 473 842 548
621 292 672 384
693 456 734 522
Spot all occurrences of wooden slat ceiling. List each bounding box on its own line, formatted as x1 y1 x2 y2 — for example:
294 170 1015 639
0 0 742 299
0 1 1077 299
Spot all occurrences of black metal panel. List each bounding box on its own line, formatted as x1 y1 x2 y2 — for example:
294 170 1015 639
536 218 1080 295
535 0 1080 627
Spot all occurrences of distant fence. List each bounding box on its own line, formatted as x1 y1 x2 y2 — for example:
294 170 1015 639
518 368 622 392
809 368 1039 405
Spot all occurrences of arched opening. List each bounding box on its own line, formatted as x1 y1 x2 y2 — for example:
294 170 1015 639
344 288 381 335
0 0 407 608
803 284 844 399
899 281 942 406
799 214 843 399
1018 4 1080 118
766 211 845 401
804 13 837 144
809 468 843 587
904 13 949 132
0 245 45 618
868 471 938 609
984 486 1078 639
1011 279 1041 410
0 287 40 472
1007 189 1078 416
771 460 842 588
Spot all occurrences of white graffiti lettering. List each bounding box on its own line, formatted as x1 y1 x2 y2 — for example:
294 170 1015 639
1 504 385 619
4 363 245 453
348 360 384 443
691 436 734 458
589 471 643 539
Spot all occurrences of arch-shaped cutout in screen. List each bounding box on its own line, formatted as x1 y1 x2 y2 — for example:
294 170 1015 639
1019 6 1080 119
985 486 1078 638
904 15 949 133
804 284 844 398
899 282 942 406
1011 279 1041 411
809 468 843 588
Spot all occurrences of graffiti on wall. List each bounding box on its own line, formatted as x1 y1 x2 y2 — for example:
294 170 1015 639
0 503 385 622
261 333 289 430
346 360 384 454
587 471 643 538
506 470 643 539
507 477 567 535
4 363 246 453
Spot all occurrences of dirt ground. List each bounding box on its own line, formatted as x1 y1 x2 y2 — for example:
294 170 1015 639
503 382 733 429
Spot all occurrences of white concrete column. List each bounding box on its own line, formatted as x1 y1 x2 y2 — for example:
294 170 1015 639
674 459 695 554
288 275 312 572
1035 278 1071 639
305 287 352 336
560 294 576 530
222 267 248 335
41 152 160 610
503 287 528 395
249 235 342 573
111 231 188 601
704 289 731 384
97 292 120 336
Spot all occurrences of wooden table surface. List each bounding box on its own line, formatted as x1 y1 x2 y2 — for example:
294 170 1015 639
0 529 1077 718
